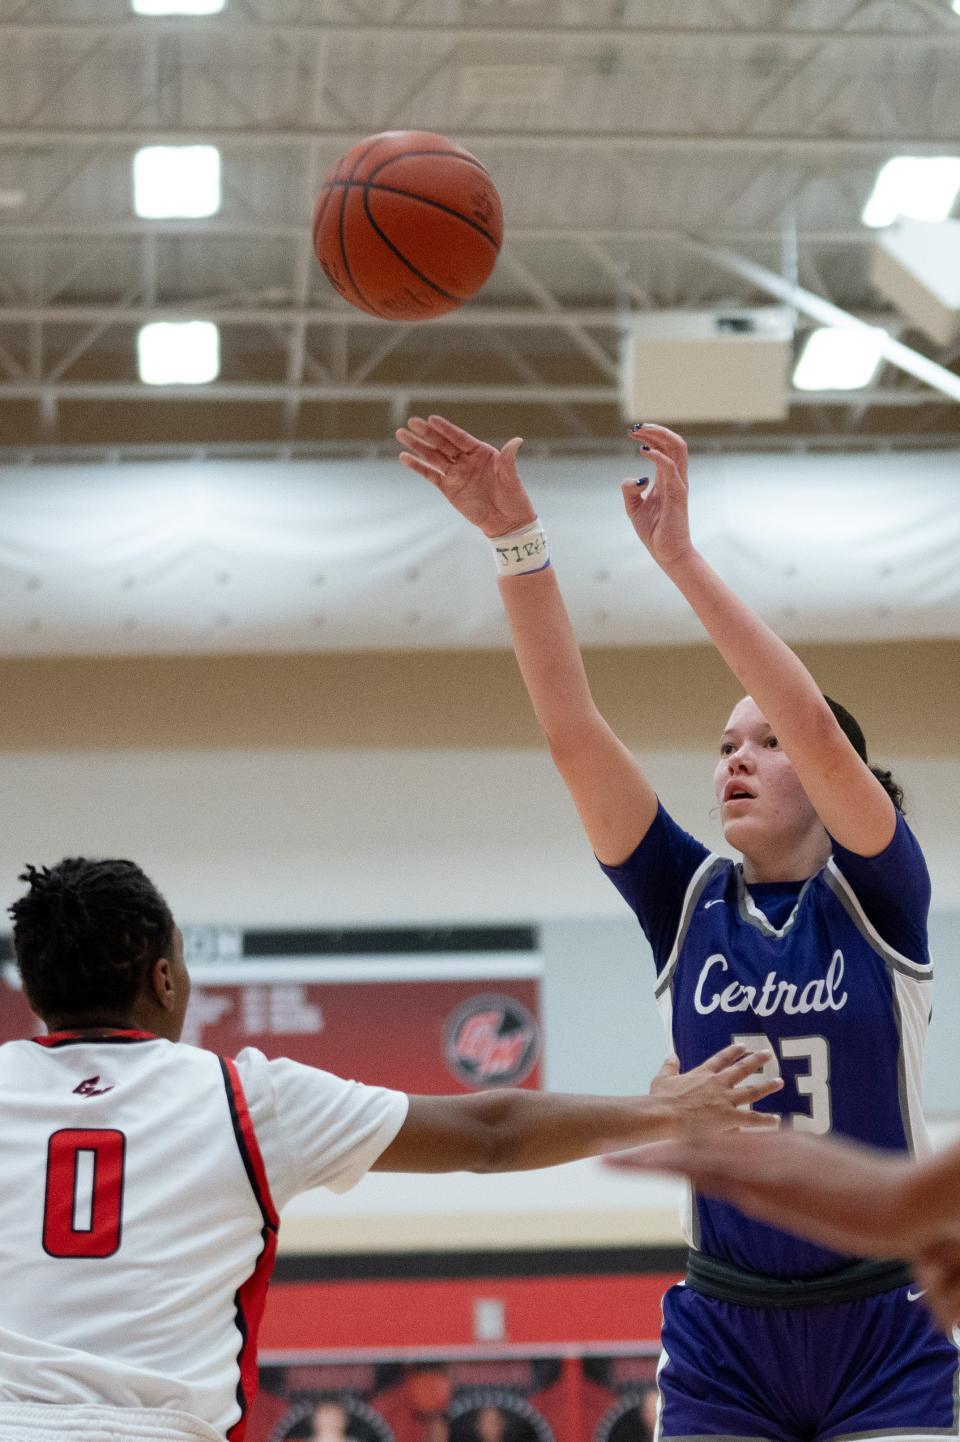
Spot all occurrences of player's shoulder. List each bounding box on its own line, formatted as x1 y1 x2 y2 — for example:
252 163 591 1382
228 1045 342 1096
0 1036 37 1068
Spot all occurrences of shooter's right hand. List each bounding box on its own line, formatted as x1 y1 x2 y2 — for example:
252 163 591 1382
396 413 536 538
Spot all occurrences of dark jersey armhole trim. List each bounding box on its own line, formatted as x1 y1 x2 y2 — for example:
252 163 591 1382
219 1056 280 1232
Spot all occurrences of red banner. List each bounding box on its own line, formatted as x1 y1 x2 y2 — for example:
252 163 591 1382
0 974 542 1095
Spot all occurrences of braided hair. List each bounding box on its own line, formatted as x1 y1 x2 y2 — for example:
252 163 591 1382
823 695 905 814
8 858 175 1021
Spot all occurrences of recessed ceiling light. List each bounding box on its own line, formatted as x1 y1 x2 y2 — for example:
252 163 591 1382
131 0 226 14
792 327 885 391
137 322 220 385
862 156 960 228
133 146 221 218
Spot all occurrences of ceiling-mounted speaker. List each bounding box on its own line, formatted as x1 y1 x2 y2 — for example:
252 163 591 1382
869 219 960 347
619 307 794 424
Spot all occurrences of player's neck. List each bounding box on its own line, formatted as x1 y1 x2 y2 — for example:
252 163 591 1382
43 1012 147 1036
43 1003 176 1040
741 828 832 884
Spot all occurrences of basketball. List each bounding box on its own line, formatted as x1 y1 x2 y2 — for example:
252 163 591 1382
312 130 503 322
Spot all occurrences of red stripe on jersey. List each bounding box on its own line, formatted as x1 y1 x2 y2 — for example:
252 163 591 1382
33 1030 159 1047
221 1057 279 1231
221 1057 280 1442
227 1225 278 1442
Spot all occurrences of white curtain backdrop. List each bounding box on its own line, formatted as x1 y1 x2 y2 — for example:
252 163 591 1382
1 450 958 654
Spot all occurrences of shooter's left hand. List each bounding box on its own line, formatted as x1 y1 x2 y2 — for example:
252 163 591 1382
621 424 695 571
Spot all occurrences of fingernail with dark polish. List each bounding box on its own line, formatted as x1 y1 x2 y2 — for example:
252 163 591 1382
635 477 649 486
628 422 644 432
640 444 652 451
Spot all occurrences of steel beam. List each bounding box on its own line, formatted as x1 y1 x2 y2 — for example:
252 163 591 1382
4 431 959 467
1 21 958 48
0 382 937 405
0 224 891 245
3 128 957 156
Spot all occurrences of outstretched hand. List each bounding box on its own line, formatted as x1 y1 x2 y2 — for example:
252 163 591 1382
396 414 536 539
649 1042 783 1138
621 424 694 570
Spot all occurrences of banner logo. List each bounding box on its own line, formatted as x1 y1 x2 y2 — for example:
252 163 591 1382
444 993 540 1089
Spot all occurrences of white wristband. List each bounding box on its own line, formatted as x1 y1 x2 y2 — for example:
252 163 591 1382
491 519 550 577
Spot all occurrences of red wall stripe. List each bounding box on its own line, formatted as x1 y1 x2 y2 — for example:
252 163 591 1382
260 1272 679 1353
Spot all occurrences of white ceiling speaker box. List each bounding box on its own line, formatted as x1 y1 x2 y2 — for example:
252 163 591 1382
869 219 960 347
619 307 794 424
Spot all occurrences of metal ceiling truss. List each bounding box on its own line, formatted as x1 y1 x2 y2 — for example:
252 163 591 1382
0 238 949 444
3 17 960 48
1 3 957 456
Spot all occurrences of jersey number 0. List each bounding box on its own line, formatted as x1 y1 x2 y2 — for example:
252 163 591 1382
43 1129 126 1259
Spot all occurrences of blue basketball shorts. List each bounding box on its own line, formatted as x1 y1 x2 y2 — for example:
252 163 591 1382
656 1280 960 1440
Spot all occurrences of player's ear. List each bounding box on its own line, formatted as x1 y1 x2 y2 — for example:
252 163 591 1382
149 956 178 1013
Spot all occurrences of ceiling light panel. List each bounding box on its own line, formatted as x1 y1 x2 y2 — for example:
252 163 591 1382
133 146 222 219
862 156 960 229
138 322 220 385
131 0 226 13
792 327 885 392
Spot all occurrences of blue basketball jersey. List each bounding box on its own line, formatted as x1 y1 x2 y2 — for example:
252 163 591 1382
601 803 933 1279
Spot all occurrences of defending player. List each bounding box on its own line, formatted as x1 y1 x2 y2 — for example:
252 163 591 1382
0 858 778 1442
396 414 958 1441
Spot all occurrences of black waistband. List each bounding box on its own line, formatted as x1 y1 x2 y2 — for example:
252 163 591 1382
685 1251 912 1309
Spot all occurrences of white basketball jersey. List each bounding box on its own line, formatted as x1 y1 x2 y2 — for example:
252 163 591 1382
0 1031 407 1442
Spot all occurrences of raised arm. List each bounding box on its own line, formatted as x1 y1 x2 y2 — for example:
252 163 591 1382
623 425 896 857
373 1043 780 1174
396 415 656 864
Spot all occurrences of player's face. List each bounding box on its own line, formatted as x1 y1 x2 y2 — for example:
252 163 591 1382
714 696 819 856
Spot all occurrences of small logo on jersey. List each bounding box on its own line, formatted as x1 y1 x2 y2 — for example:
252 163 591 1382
73 1075 114 1097
907 1287 928 1302
704 899 724 910
444 994 540 1090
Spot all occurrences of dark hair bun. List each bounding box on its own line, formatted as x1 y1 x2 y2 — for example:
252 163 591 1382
869 765 905 814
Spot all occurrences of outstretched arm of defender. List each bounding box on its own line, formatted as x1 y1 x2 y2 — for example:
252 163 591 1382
373 1043 781 1174
631 1130 960 1259
397 414 658 864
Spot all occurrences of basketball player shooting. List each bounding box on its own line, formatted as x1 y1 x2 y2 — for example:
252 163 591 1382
396 413 958 1441
0 859 777 1442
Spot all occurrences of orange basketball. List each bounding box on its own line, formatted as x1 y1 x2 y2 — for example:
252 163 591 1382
312 130 503 321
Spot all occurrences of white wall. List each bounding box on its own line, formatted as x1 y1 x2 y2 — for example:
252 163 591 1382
2 746 959 922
